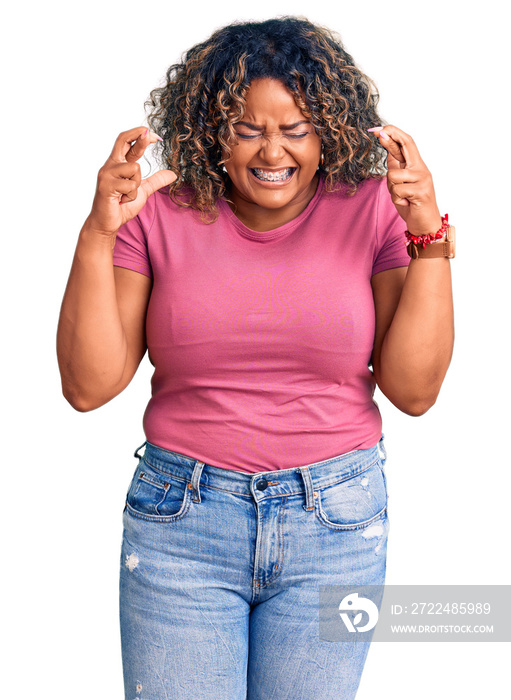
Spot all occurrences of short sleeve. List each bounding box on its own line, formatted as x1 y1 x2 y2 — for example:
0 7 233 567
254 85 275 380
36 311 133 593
112 208 154 279
372 179 410 276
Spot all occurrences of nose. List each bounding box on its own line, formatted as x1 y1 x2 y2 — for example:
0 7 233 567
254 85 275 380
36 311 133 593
258 134 286 163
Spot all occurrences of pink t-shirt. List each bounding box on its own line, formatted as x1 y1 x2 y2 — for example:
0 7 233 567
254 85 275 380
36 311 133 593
113 175 410 473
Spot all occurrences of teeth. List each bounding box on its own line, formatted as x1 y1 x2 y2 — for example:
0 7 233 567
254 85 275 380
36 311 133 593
252 168 292 182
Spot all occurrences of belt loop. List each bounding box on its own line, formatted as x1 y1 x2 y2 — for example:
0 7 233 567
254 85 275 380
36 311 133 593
298 466 315 511
133 442 147 460
378 435 387 466
190 460 205 503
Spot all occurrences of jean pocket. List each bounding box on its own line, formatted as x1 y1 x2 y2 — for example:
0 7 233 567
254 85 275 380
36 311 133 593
125 459 192 522
315 461 387 531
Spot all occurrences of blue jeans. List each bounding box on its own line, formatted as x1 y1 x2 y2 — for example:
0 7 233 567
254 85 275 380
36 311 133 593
119 438 389 699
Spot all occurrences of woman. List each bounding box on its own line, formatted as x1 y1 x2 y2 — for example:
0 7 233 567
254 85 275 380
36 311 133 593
57 16 454 700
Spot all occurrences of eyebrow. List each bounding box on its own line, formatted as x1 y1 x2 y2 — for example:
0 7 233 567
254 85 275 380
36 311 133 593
236 120 310 131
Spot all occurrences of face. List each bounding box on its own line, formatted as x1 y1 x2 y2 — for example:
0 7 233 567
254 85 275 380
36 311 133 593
223 78 322 230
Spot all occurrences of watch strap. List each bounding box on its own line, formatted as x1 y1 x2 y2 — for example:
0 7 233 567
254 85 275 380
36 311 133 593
407 226 456 259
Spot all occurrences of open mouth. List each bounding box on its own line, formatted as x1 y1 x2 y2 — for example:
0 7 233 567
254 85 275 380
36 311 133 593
250 167 295 182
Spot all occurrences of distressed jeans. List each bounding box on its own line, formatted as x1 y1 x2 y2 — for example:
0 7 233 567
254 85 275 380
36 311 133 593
119 438 389 700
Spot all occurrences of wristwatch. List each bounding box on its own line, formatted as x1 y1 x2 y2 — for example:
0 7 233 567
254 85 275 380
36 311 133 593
407 226 456 259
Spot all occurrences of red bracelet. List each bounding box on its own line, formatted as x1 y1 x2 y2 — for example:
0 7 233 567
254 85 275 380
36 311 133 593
405 214 450 248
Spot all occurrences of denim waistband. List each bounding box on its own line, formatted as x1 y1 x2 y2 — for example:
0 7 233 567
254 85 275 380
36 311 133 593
136 439 386 506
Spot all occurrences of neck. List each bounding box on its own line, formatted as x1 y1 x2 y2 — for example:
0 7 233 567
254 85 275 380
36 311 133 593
226 174 320 232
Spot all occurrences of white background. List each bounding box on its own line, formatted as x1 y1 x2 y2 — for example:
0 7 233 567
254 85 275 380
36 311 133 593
2 0 509 697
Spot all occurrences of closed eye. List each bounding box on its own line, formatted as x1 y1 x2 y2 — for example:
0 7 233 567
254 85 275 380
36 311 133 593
234 132 310 140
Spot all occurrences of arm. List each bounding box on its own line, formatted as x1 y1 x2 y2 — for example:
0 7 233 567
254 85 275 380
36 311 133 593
57 241 152 411
57 127 176 411
371 261 454 415
368 125 454 416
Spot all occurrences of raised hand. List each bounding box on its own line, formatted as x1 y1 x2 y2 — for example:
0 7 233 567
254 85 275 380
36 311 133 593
368 125 442 237
86 127 176 237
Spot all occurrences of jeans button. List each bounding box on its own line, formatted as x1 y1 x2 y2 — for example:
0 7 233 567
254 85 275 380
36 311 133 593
256 478 268 491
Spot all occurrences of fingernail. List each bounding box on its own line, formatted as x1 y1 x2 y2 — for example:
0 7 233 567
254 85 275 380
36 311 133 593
143 128 149 137
367 127 382 132
155 135 164 142
379 130 389 140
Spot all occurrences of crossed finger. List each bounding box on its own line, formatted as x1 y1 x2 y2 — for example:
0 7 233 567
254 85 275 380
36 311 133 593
368 124 422 171
109 127 163 164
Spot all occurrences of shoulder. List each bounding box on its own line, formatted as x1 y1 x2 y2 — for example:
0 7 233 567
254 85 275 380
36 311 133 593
135 184 198 231
140 184 226 240
319 175 386 206
152 184 193 212
314 176 388 225
151 184 212 220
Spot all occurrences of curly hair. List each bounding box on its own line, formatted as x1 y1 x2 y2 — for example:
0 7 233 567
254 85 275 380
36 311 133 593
146 16 388 218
